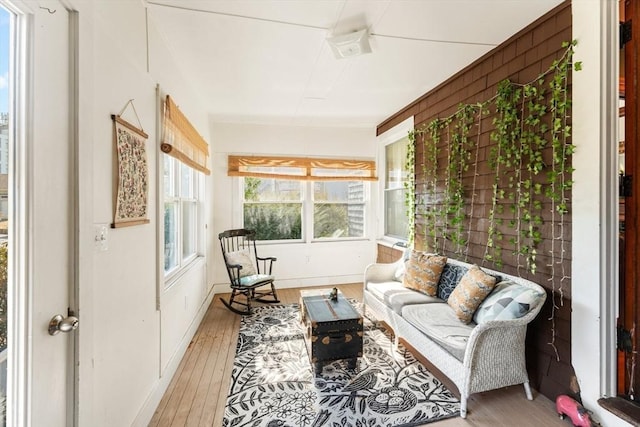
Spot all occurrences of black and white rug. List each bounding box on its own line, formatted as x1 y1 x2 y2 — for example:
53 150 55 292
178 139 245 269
222 302 459 427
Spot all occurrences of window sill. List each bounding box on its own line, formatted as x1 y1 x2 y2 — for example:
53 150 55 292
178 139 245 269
376 238 408 249
598 396 640 426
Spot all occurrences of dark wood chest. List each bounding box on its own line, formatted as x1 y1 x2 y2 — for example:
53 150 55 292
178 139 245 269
300 290 363 373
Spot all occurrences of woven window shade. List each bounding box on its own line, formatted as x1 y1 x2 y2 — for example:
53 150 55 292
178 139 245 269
161 95 211 175
228 155 377 181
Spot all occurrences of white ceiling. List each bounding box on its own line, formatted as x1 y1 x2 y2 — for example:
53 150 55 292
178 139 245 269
146 0 565 128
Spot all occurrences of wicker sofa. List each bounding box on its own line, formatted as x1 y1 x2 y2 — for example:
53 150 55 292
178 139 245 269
363 253 547 418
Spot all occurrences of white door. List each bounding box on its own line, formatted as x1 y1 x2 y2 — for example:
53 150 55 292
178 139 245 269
7 1 76 426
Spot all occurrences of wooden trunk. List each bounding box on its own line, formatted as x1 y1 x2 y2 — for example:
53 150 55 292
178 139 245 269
300 289 363 373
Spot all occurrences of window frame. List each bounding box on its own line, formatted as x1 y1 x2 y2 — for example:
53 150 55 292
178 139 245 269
377 116 414 244
240 177 369 243
162 154 204 284
311 180 367 241
241 176 305 244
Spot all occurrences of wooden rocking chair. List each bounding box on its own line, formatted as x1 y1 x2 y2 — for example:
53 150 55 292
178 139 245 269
218 228 280 315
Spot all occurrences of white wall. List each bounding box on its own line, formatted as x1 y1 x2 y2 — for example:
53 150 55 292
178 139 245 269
572 1 630 426
71 1 215 425
210 122 378 291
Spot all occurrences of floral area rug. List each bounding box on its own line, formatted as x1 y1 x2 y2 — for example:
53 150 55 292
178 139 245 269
222 301 460 427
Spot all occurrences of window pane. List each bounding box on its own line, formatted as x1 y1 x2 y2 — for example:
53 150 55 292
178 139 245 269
244 177 301 202
386 138 409 190
163 155 173 197
314 202 365 238
244 203 302 240
180 162 193 198
313 181 363 202
313 181 365 239
385 188 408 239
164 202 178 272
182 200 196 259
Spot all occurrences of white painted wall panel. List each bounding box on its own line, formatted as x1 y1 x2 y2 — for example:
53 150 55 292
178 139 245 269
572 2 631 426
90 7 159 425
71 1 215 425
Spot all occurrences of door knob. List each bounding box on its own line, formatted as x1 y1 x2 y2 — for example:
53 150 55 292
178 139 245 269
48 314 79 336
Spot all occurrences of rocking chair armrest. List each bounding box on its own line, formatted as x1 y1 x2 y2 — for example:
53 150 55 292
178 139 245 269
226 263 243 270
225 263 244 282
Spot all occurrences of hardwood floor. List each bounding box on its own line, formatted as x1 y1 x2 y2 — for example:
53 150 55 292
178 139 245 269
149 283 568 427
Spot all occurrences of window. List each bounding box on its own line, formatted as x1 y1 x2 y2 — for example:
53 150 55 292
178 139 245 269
233 155 373 242
313 181 365 239
164 155 202 276
384 137 410 239
243 175 303 241
241 177 367 242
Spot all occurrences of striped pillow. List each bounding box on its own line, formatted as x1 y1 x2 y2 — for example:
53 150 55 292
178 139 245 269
402 250 447 296
447 265 497 323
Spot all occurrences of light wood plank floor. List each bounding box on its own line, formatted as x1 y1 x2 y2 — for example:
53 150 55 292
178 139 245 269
149 283 568 427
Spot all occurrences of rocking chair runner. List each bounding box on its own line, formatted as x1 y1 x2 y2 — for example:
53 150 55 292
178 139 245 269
218 229 280 315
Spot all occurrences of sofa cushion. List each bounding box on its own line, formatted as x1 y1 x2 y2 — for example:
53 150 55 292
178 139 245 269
473 280 545 324
447 265 497 323
437 264 468 301
225 249 257 277
402 303 475 361
403 250 447 296
367 281 441 314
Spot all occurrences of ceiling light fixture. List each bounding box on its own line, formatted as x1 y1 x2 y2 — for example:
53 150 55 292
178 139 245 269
327 29 372 59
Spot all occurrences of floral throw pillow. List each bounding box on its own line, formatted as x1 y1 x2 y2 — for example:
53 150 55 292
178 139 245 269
402 250 447 296
447 265 497 323
225 249 257 277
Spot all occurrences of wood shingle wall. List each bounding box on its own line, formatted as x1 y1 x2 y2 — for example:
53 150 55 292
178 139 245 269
376 1 574 400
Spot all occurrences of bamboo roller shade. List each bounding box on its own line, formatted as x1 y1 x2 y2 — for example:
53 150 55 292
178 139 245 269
161 95 211 175
228 155 377 181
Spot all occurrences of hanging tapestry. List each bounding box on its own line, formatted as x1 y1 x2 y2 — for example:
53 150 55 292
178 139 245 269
111 114 150 228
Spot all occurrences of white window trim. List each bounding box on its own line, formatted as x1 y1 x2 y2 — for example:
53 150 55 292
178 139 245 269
6 2 32 426
377 116 414 245
161 155 205 287
156 87 206 298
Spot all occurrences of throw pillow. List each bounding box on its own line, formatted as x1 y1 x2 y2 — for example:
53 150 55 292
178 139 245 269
402 250 447 296
447 265 497 323
473 280 545 324
437 264 468 301
225 249 257 278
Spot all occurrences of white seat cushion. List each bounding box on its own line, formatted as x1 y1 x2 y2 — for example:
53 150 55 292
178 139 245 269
367 281 441 314
401 303 475 361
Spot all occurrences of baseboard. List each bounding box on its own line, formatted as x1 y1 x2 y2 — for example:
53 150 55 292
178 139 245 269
131 286 216 427
212 275 363 294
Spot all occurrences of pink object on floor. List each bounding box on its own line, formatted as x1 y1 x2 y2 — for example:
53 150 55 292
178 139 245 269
556 395 592 427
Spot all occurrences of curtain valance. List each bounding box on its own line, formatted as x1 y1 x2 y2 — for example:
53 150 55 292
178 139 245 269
161 95 211 175
228 155 377 181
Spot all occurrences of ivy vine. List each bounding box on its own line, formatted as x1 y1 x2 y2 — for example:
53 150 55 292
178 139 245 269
405 40 580 275
404 39 580 361
424 119 442 252
405 131 416 246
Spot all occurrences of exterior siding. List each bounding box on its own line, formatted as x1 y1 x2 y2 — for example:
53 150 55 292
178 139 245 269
376 1 574 401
